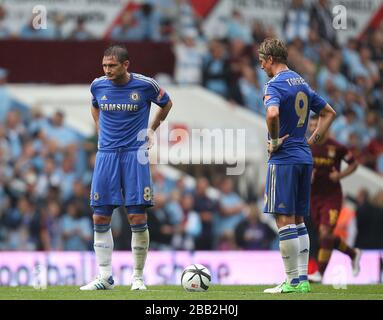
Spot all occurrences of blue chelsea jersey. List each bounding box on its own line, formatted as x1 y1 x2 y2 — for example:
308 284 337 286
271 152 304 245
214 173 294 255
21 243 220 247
264 70 327 164
91 73 170 150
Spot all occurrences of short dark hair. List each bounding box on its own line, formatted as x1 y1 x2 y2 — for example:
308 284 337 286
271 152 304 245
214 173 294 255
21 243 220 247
259 38 288 64
104 45 130 63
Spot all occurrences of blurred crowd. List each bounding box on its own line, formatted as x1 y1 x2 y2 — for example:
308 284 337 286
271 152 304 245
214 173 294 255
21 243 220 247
0 103 382 252
170 0 383 176
1 0 383 174
0 87 280 251
1 0 383 251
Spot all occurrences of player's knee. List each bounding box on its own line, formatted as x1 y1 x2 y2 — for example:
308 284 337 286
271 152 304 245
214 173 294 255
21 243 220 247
128 213 147 225
93 214 111 225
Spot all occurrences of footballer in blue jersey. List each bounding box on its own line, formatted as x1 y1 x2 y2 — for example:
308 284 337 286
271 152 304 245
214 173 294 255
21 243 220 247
81 45 172 292
258 38 336 294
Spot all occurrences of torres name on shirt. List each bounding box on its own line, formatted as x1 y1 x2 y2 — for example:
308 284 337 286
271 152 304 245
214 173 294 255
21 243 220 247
263 70 326 164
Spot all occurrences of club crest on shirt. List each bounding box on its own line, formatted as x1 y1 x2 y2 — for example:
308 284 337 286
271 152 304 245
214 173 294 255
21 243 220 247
327 146 336 158
130 92 140 101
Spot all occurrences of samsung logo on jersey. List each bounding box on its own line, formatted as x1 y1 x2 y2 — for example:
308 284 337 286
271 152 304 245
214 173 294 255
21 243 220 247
100 104 139 111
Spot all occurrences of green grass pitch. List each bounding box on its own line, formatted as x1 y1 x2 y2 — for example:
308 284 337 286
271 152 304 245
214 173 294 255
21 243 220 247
0 285 382 300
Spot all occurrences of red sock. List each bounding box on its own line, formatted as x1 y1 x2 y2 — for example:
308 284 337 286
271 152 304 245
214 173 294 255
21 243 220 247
317 237 334 275
333 237 355 259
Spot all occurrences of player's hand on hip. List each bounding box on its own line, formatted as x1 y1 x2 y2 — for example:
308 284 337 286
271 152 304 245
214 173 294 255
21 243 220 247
268 134 289 154
329 166 341 182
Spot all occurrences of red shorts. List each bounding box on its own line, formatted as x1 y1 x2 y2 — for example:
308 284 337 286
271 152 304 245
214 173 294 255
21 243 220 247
310 195 342 229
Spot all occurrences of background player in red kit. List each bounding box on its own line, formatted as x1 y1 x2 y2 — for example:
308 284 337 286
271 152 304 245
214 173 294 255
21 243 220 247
308 114 361 283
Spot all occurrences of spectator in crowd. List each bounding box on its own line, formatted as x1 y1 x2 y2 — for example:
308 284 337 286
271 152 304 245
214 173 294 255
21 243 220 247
34 156 60 200
44 110 79 149
283 0 310 43
0 68 12 121
303 28 322 64
364 127 383 171
147 192 176 250
214 177 246 246
55 154 78 202
49 13 66 40
68 16 94 40
202 40 231 99
40 199 62 250
310 0 337 46
227 38 251 105
173 28 205 85
4 110 25 161
111 2 161 41
238 64 264 115
28 106 49 136
60 201 92 251
358 45 380 88
0 6 11 38
355 189 383 248
171 193 202 250
331 109 367 147
175 0 199 37
135 1 162 41
225 10 252 45
65 179 93 218
317 51 349 95
251 20 267 44
151 165 176 198
369 26 383 78
234 204 276 250
193 177 217 250
19 14 52 40
0 196 40 250
110 11 144 42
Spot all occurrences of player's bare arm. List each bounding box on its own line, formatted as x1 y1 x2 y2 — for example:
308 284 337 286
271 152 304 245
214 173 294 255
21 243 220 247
147 99 173 149
266 105 289 153
91 105 100 134
307 104 336 146
329 160 358 182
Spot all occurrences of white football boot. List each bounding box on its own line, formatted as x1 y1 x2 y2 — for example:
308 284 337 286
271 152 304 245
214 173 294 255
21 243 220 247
308 271 322 283
131 277 147 291
263 281 300 293
80 275 115 291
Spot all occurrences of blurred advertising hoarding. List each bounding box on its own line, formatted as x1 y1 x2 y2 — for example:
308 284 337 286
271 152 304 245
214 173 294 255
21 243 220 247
0 251 381 286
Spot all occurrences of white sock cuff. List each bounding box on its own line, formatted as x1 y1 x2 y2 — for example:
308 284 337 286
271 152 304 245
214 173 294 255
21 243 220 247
296 223 306 229
278 224 297 233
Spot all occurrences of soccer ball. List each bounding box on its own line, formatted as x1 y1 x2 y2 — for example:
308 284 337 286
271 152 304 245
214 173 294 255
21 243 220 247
181 264 211 292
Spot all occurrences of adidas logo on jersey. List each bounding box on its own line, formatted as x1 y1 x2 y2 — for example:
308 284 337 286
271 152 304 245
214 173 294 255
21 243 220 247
101 95 108 100
278 203 286 209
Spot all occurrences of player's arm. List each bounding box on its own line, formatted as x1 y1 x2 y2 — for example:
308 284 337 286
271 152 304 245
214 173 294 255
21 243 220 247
330 149 358 182
266 105 289 153
149 99 172 132
332 161 358 181
147 100 173 148
91 105 100 135
307 103 336 146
